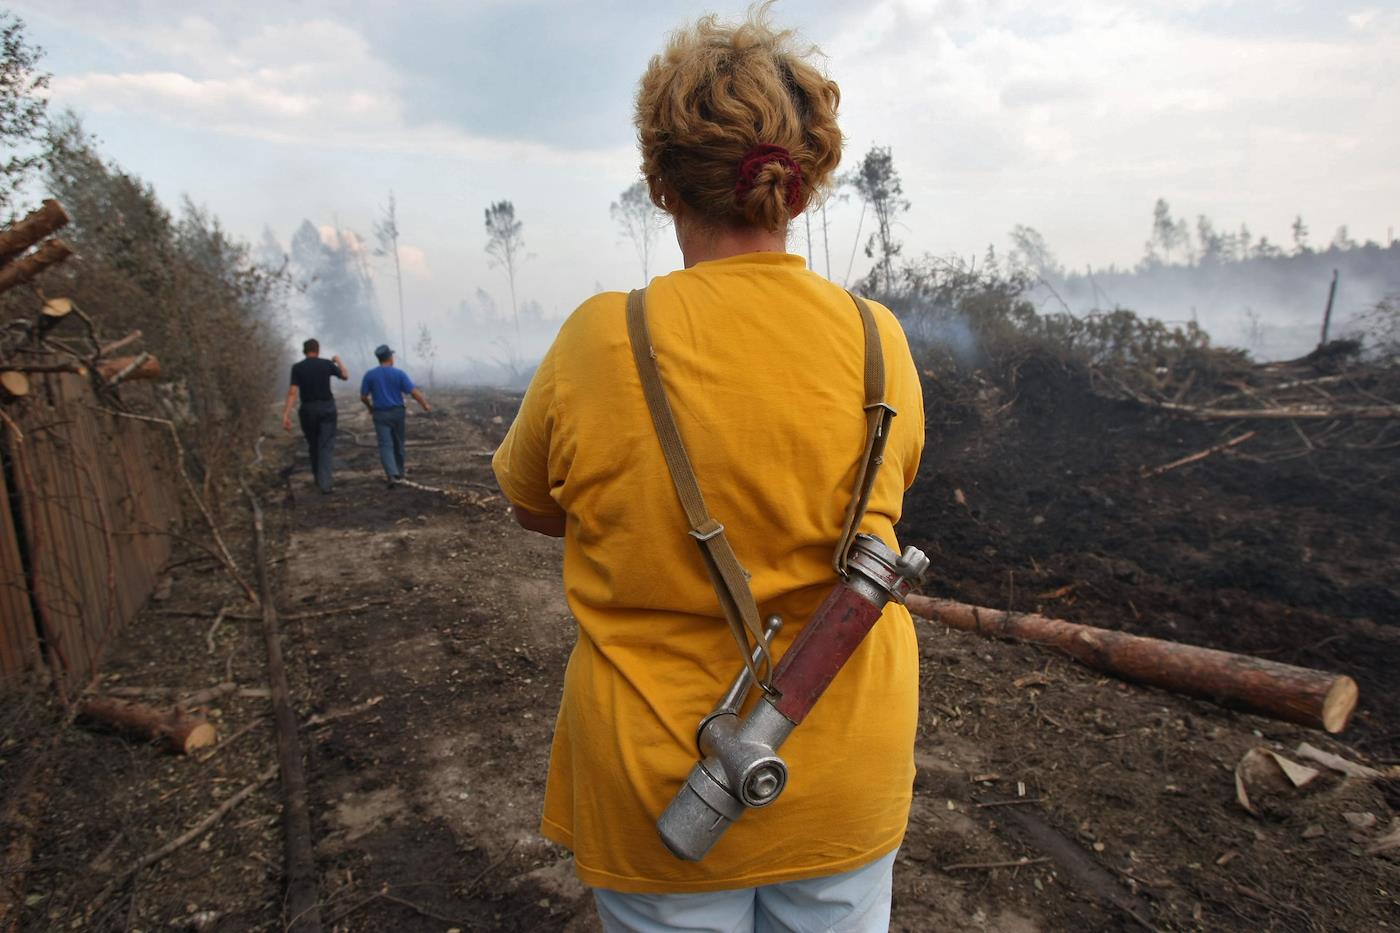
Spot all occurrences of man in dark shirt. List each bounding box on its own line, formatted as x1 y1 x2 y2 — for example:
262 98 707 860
281 338 348 493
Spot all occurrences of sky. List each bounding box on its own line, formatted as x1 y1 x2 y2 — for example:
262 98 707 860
7 0 1399 360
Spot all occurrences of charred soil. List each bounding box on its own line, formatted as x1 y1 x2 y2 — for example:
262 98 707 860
10 367 1399 932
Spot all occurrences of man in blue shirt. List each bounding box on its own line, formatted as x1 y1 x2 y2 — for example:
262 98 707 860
359 344 432 486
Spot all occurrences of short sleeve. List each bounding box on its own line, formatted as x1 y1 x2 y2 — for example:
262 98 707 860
359 371 371 395
399 370 416 394
492 345 563 516
289 366 298 388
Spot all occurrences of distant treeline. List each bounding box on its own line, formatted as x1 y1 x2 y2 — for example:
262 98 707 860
1052 239 1400 360
838 144 1399 363
835 148 1398 374
1011 200 1400 359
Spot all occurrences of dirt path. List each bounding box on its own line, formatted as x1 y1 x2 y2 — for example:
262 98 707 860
272 393 591 931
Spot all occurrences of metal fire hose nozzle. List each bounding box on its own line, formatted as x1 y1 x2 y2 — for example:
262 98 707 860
657 534 930 861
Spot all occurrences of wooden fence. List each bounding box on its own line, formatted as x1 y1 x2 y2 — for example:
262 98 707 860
0 371 181 696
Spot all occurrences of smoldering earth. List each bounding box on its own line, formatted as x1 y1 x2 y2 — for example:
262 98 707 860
10 342 1398 931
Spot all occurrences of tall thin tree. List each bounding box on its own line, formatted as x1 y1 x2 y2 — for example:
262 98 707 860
821 201 832 279
846 146 909 293
484 200 525 337
610 181 658 282
373 191 406 363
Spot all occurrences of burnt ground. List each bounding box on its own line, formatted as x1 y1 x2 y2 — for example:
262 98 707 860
9 367 1400 932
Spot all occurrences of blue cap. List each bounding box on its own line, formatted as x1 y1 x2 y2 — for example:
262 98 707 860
374 344 394 361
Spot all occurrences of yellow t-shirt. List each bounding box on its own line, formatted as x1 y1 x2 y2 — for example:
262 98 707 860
492 252 925 893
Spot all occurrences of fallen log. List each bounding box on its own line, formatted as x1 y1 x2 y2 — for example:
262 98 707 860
1140 430 1256 478
0 238 73 294
246 484 321 933
96 352 160 385
0 200 69 262
905 596 1358 734
77 697 218 753
102 683 270 702
1144 397 1399 421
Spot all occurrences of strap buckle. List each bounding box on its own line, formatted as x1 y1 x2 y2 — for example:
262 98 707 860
689 520 725 542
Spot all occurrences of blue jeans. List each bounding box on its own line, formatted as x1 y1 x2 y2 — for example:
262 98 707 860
592 850 897 933
371 406 406 479
297 400 337 493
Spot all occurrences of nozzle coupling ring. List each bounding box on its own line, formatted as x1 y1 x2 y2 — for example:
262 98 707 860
738 758 787 807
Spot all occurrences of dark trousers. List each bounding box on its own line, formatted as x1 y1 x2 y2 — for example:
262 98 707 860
372 406 407 480
298 399 338 493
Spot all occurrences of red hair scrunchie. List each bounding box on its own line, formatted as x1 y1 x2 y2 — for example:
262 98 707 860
734 143 804 212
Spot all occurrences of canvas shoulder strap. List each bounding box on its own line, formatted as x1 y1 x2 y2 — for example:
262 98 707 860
624 287 897 687
835 291 897 576
626 288 773 688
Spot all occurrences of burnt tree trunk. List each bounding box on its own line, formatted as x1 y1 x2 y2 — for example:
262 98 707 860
905 596 1358 733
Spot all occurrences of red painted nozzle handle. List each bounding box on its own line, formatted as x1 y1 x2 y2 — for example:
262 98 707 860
768 585 884 725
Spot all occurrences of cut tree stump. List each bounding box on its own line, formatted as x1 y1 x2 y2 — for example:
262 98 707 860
36 297 75 340
77 697 217 754
906 595 1358 733
0 371 29 400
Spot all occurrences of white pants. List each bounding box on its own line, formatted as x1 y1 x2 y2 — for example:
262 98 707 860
592 850 897 933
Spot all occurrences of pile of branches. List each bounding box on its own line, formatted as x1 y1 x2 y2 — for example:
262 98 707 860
1116 344 1400 463
5 118 290 506
0 198 258 606
877 251 1397 440
0 200 160 405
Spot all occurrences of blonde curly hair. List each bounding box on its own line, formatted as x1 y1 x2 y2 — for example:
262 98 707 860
634 4 843 233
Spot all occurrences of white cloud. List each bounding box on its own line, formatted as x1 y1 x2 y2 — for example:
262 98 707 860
17 0 1399 333
820 0 1400 265
47 15 626 167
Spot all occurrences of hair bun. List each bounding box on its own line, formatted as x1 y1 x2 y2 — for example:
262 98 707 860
735 144 804 211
